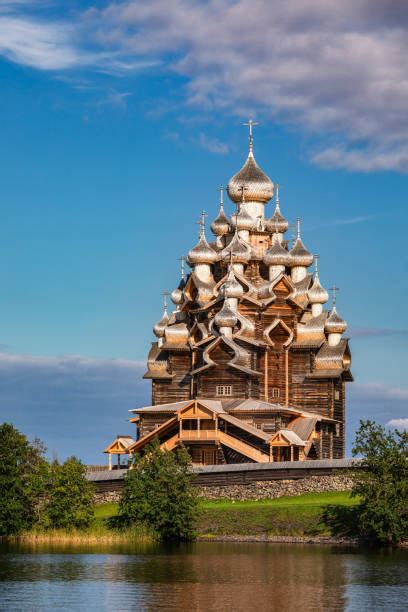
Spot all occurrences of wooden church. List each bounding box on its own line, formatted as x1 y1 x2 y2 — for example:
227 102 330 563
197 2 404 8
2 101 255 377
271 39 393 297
105 123 352 467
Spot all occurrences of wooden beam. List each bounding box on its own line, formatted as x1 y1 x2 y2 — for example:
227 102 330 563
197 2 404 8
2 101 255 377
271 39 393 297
264 349 269 401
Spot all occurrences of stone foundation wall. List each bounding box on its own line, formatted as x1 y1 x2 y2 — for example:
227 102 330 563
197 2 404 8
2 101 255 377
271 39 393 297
94 474 353 504
196 475 354 501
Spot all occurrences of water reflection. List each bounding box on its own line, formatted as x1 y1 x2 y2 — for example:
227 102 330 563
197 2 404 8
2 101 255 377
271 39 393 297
0 542 407 611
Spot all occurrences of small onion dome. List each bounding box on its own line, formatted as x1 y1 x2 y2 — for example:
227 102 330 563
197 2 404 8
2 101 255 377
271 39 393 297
211 193 230 236
265 187 288 233
231 207 255 231
215 301 238 329
227 152 274 204
289 219 313 268
171 287 183 305
187 234 219 266
264 232 291 267
325 306 347 334
221 231 251 264
289 237 313 267
307 274 329 304
222 268 244 299
153 308 169 338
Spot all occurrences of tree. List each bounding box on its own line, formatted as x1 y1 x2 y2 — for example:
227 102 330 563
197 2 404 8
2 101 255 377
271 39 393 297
0 423 49 535
118 440 198 541
43 457 94 530
352 420 408 545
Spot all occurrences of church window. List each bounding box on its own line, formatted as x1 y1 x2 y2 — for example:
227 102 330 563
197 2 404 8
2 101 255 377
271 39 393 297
216 385 232 397
272 387 280 399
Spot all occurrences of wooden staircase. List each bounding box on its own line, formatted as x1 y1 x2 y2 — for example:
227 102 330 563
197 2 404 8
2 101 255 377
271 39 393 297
161 430 270 463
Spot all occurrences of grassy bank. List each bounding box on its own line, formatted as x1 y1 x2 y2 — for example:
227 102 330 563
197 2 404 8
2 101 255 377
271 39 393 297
92 491 358 539
4 492 358 544
198 492 358 538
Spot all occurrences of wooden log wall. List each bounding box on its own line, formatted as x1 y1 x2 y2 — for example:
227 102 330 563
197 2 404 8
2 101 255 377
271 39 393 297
89 461 359 493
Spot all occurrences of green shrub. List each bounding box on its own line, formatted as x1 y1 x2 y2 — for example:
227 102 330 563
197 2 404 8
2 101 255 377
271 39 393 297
42 457 94 530
0 423 48 536
118 440 198 541
352 420 408 545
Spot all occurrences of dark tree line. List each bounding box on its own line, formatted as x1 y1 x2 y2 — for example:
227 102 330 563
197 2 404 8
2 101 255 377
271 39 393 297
0 423 93 535
1 420 406 544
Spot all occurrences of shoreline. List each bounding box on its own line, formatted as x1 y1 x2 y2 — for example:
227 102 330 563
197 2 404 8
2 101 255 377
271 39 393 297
2 533 406 548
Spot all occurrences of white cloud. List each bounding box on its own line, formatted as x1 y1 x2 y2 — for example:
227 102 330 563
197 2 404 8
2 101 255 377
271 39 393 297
2 1 408 169
90 0 408 171
195 132 229 154
0 16 85 69
352 382 408 402
387 418 408 430
349 327 408 339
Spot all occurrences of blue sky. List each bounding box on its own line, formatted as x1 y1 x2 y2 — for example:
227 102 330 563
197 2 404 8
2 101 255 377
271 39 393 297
0 0 407 463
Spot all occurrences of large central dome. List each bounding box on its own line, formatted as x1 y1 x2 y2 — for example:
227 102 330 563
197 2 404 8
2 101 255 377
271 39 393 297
227 150 274 204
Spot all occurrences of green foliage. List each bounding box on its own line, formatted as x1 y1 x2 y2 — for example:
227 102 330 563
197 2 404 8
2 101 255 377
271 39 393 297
42 457 94 530
0 423 49 536
118 440 198 541
351 420 408 545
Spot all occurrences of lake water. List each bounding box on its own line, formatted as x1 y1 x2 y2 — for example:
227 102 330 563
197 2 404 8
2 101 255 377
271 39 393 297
0 541 407 611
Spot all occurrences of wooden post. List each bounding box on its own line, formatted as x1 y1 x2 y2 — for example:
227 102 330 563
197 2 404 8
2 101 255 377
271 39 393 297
264 349 269 401
285 349 289 405
179 419 183 439
108 453 112 471
197 418 200 434
215 417 218 433
269 445 273 462
290 446 294 462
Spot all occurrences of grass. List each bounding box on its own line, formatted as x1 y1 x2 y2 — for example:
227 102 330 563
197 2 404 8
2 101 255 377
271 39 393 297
5 492 358 544
199 491 357 510
197 491 359 538
91 492 358 539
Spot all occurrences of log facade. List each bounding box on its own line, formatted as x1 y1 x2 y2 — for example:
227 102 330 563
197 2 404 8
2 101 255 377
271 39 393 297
105 127 352 467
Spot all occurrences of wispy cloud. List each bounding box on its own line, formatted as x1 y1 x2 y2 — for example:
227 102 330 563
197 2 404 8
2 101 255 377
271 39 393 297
194 132 229 155
1 1 408 167
352 382 408 402
88 0 408 172
308 216 373 231
0 15 85 69
387 418 408 430
349 327 408 339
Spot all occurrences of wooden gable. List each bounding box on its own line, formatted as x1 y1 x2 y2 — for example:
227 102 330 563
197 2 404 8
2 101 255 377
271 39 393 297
178 400 216 420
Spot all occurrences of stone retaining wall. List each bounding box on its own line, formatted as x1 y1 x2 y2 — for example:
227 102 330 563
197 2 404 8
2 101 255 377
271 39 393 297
94 474 353 504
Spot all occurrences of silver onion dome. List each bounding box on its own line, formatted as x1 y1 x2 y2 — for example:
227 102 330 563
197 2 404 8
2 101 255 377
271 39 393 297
289 219 313 267
227 128 274 204
215 301 238 329
222 268 244 299
187 222 219 266
153 307 169 338
308 276 329 304
171 287 183 305
265 185 289 233
264 232 291 267
231 204 255 231
307 257 328 304
211 187 230 236
221 230 251 264
325 306 347 334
